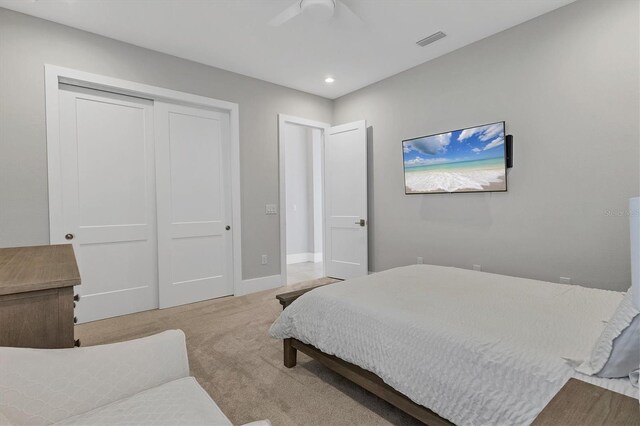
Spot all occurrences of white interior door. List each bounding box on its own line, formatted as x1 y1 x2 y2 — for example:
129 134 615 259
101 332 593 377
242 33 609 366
56 85 158 323
155 102 234 308
324 120 368 279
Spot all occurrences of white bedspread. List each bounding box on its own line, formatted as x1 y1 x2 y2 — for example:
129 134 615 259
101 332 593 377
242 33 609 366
270 265 636 425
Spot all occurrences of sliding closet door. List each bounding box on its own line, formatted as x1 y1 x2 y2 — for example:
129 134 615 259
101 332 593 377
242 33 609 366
155 102 234 308
56 85 158 323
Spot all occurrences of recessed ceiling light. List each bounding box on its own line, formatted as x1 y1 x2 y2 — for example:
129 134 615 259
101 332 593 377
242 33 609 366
324 77 335 83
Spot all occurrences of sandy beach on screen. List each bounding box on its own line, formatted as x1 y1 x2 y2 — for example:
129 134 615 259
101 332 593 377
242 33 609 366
405 167 506 193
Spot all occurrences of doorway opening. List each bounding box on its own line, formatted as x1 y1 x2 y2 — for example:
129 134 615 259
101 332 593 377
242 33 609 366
278 115 329 286
284 124 323 284
279 115 368 285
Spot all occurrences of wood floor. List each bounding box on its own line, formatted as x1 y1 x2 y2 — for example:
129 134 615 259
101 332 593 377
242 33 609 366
76 278 421 426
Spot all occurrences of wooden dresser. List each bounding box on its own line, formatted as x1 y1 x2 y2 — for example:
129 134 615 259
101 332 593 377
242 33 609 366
0 244 81 348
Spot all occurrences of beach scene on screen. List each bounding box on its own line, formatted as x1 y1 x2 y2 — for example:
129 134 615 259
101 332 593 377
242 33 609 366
403 122 506 193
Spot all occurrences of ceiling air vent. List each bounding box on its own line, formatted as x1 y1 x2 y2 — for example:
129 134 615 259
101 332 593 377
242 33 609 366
416 31 446 47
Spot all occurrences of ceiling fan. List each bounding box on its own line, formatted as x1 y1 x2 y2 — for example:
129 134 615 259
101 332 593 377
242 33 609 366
268 0 364 28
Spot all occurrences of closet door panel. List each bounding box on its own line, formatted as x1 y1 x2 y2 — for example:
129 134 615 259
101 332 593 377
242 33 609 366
168 112 223 222
155 102 234 308
57 85 158 323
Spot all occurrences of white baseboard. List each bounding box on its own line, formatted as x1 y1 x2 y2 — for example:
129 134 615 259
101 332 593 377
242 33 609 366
236 274 283 296
287 252 322 264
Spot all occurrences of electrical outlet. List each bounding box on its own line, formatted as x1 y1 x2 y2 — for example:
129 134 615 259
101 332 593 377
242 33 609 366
261 255 268 265
417 257 423 264
265 204 277 215
559 277 571 284
473 264 482 271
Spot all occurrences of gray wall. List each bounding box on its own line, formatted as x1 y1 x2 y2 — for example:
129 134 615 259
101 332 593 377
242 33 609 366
0 8 332 280
333 0 640 290
2 0 638 290
311 128 323 256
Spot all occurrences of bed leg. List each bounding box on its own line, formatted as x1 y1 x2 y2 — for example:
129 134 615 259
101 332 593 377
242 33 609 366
284 338 297 368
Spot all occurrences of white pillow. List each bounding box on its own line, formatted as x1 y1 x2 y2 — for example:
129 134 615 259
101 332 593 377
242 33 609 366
598 314 639 378
630 368 639 388
576 288 639 377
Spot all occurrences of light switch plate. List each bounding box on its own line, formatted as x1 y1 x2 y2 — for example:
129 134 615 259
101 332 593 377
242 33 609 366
265 204 277 215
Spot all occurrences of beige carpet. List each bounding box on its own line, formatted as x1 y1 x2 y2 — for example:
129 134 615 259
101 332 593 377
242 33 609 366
76 278 420 426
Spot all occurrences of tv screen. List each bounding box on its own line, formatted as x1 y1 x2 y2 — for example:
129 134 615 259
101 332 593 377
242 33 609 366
402 121 507 194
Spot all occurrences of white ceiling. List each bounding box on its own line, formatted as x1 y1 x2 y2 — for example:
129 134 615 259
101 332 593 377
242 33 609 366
0 0 575 99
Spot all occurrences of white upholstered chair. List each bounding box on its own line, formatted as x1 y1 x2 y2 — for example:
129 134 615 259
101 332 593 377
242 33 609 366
0 330 268 426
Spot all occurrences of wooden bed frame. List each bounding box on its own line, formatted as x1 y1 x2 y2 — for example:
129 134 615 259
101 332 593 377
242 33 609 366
277 284 640 426
276 286 453 426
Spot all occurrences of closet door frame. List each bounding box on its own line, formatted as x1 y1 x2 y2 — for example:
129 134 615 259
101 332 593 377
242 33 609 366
45 64 243 296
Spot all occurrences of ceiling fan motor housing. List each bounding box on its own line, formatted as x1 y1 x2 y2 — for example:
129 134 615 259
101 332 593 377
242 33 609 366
300 0 336 21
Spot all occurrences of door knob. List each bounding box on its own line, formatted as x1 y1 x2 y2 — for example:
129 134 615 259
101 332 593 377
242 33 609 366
225 225 231 231
65 233 74 240
355 219 366 227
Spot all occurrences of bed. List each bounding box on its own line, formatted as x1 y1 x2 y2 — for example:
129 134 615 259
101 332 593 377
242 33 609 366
270 264 638 425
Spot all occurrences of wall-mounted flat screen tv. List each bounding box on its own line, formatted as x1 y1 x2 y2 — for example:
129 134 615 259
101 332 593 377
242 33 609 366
402 121 507 194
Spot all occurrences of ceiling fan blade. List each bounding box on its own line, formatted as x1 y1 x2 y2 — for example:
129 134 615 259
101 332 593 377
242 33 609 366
334 0 365 28
268 1 303 26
